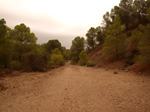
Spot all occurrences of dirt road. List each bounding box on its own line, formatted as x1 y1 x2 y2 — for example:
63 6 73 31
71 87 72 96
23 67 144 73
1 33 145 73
0 63 150 112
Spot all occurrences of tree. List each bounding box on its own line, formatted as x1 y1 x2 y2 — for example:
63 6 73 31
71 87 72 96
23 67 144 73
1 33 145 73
102 12 112 30
96 26 105 45
129 24 145 56
23 45 48 71
0 19 7 38
119 0 133 15
103 15 127 59
128 9 150 67
137 24 150 66
11 23 37 62
45 39 61 54
61 47 70 60
51 48 61 55
133 0 147 19
147 7 150 21
131 0 149 26
12 23 37 44
110 6 120 22
86 27 97 50
0 19 14 70
110 0 134 30
70 36 85 64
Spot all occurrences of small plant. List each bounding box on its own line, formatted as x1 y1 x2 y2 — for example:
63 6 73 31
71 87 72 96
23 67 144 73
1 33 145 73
86 60 95 67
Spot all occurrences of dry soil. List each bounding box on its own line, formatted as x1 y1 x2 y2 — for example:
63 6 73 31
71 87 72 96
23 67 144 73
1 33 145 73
0 63 150 112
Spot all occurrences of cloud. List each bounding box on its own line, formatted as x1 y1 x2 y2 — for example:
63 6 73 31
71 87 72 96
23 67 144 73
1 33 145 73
0 0 120 48
35 32 76 49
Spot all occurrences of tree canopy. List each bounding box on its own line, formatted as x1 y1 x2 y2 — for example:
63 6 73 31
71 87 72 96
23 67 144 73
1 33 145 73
103 15 127 59
0 19 14 70
45 39 61 54
86 27 97 51
11 23 37 62
0 19 68 73
70 36 85 64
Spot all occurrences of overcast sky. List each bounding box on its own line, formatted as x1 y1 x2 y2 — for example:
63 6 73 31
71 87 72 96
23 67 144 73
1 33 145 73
0 0 120 48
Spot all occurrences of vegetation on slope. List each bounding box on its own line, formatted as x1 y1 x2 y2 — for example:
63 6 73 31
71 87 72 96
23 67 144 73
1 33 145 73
70 0 150 72
84 0 150 72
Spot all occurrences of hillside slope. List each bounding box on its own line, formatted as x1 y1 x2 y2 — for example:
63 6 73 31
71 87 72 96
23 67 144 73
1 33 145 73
88 45 132 70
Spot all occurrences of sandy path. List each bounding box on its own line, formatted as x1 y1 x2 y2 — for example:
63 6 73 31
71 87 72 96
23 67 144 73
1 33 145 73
0 63 150 112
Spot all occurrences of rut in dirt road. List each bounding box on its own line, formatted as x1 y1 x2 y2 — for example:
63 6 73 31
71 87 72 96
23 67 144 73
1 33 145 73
0 63 150 112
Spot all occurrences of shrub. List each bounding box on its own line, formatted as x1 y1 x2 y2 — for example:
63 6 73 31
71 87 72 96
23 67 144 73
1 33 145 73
47 61 55 69
48 48 65 68
23 51 47 71
50 54 65 67
11 60 22 70
86 60 95 67
78 50 88 66
71 59 77 65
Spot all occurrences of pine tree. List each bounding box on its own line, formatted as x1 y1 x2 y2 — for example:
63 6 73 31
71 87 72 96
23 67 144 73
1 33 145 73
129 24 145 56
103 15 127 59
70 36 85 64
137 24 150 66
86 27 97 50
0 19 14 70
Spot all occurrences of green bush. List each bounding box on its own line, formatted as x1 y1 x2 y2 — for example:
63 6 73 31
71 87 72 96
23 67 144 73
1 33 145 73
78 50 88 66
51 54 65 67
48 48 65 68
23 51 47 71
47 61 55 69
86 60 95 67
